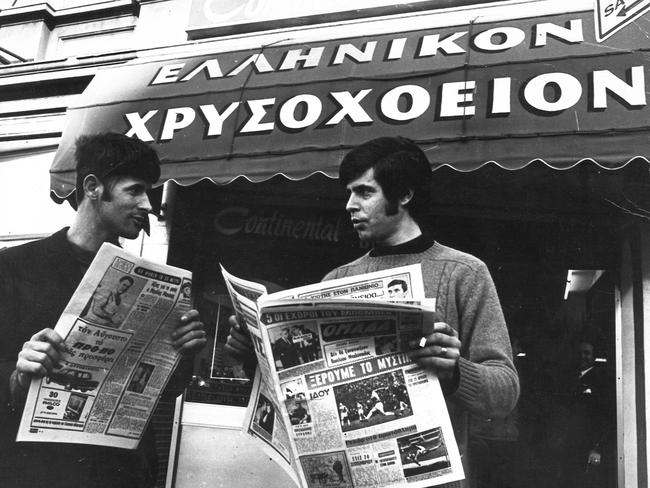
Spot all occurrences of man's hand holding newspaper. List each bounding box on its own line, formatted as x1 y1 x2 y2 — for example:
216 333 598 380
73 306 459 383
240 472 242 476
16 243 206 450
407 322 462 392
222 264 464 488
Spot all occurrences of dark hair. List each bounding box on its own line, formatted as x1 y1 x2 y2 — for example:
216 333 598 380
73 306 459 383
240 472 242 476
387 279 408 292
75 133 161 204
339 137 432 222
119 276 135 286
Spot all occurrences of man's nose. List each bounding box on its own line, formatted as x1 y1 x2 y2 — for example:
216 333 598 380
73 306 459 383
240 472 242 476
138 192 152 212
345 193 358 213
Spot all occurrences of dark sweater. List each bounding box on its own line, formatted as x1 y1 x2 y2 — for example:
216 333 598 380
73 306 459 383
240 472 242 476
0 228 156 488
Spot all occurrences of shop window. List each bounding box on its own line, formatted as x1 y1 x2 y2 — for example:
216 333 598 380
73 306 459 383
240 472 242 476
169 166 623 487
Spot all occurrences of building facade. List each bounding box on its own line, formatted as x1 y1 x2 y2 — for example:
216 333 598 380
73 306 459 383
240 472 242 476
1 1 648 487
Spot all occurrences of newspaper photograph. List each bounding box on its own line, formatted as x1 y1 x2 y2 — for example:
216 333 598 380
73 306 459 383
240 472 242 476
221 265 298 465
220 264 426 400
268 265 425 302
243 367 301 485
17 243 193 449
258 299 464 488
220 265 268 334
220 265 464 487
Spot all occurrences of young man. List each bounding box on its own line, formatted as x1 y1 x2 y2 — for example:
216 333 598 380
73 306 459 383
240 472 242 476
387 278 409 299
0 133 207 488
227 136 519 487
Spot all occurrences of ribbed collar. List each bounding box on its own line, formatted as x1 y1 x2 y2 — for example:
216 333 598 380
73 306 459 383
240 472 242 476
369 232 436 257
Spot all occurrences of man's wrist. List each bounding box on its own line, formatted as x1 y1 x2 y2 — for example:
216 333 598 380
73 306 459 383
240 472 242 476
441 363 461 395
8 369 29 412
11 369 29 390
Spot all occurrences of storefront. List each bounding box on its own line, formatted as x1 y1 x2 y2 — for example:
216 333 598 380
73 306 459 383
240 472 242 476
43 1 650 486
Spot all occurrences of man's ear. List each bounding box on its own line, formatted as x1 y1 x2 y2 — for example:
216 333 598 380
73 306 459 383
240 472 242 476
399 189 414 206
82 175 103 201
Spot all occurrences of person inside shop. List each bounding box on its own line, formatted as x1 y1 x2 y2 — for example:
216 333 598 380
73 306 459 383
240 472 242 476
0 132 208 488
557 337 614 488
225 136 519 487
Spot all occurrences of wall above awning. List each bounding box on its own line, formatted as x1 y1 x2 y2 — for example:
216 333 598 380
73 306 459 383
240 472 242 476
50 7 650 199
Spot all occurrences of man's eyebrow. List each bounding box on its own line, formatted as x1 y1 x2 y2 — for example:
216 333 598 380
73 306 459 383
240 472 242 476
349 183 376 192
124 182 147 191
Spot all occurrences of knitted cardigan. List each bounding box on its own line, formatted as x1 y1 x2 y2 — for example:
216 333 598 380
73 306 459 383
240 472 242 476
323 242 520 488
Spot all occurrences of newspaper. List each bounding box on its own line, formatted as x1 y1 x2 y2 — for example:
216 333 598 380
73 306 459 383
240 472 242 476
244 367 301 485
222 265 464 488
221 268 302 481
17 243 193 449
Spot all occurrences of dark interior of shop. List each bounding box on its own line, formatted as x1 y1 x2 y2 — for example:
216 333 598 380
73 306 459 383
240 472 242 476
165 157 650 487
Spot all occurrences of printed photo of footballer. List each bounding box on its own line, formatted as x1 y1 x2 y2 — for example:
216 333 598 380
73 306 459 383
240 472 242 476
332 370 412 432
397 427 451 478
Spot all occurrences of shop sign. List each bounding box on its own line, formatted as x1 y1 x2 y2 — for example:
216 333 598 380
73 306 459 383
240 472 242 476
115 16 649 146
214 206 344 243
187 0 435 32
595 0 650 41
51 9 650 194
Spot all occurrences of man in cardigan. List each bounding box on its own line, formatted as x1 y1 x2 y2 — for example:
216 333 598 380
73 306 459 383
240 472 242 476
0 133 207 488
227 136 519 487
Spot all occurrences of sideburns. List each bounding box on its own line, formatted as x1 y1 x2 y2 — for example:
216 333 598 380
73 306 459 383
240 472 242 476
101 183 116 202
384 200 399 216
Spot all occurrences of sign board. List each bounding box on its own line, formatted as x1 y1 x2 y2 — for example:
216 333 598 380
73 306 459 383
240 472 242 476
51 8 650 198
595 0 650 41
187 0 442 37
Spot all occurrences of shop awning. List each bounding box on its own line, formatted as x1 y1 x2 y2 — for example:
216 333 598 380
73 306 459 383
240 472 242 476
50 8 650 199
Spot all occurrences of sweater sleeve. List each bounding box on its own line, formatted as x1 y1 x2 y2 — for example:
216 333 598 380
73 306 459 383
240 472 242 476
449 261 519 419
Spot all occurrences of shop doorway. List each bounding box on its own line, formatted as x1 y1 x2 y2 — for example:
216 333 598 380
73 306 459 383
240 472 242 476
468 268 617 488
168 159 637 488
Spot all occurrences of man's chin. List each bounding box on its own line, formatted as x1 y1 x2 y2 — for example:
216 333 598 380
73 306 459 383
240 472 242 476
356 231 372 243
120 228 142 240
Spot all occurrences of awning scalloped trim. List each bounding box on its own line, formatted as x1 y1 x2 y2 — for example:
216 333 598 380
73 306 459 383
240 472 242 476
49 155 650 202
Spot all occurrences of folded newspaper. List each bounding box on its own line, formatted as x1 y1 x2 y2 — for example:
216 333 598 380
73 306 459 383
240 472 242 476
17 243 194 449
222 264 464 488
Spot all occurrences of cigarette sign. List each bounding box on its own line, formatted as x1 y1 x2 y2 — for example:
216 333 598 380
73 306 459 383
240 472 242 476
595 0 650 41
